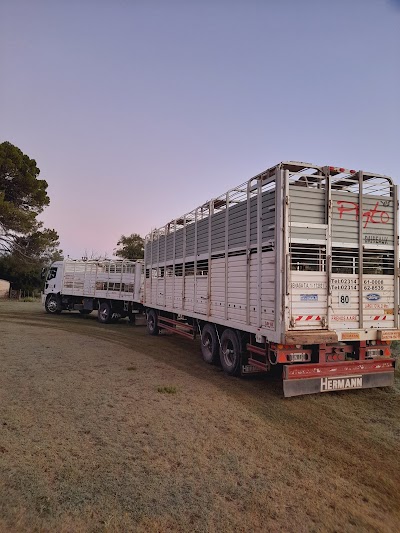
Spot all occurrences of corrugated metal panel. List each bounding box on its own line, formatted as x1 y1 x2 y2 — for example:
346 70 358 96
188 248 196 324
289 186 325 224
175 231 184 258
159 234 165 261
144 242 152 266
62 260 136 301
166 233 174 261
148 187 276 263
289 271 327 329
196 218 209 255
152 240 158 264
290 226 327 241
186 224 195 256
332 192 394 245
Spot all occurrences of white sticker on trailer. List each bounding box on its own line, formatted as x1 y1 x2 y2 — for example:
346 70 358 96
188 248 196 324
291 282 327 289
331 315 358 321
363 279 384 291
338 293 351 307
300 294 318 301
331 278 358 290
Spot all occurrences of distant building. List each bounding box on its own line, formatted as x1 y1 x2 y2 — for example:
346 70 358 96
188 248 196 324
0 279 10 299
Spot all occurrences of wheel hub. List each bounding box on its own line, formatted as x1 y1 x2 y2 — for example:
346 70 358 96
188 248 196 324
48 299 57 311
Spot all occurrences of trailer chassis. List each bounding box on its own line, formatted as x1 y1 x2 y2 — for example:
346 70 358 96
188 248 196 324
145 308 396 397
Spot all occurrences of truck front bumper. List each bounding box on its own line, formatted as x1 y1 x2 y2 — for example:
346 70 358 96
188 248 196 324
283 358 396 397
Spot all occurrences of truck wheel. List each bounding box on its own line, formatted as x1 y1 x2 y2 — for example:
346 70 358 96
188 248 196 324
147 309 159 336
79 310 92 315
220 329 242 375
201 323 219 364
98 302 112 324
45 295 62 314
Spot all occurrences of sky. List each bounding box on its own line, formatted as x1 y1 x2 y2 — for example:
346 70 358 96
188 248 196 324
1 0 400 259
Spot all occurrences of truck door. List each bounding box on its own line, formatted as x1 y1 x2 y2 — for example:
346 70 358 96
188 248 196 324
329 169 398 332
287 170 329 329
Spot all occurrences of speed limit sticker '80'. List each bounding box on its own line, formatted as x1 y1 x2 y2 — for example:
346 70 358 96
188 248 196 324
338 293 351 307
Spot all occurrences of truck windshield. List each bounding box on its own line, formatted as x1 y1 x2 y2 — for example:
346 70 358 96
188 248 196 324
47 267 57 280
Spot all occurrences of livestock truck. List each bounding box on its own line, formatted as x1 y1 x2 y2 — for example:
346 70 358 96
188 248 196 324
143 161 398 397
43 259 143 323
43 161 398 397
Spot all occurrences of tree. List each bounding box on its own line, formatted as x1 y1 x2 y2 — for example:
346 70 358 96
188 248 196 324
0 229 63 291
0 141 63 290
13 228 62 263
115 233 144 260
0 141 50 252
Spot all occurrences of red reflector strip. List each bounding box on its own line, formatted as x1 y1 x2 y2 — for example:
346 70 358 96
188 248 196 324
373 316 387 321
295 315 322 321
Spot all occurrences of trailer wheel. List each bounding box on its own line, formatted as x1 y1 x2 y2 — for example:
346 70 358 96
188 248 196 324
98 302 112 324
79 310 92 315
220 329 242 375
45 295 62 314
201 323 219 364
147 309 159 336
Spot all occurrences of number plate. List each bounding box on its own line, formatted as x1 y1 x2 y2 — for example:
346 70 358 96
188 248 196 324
289 353 308 362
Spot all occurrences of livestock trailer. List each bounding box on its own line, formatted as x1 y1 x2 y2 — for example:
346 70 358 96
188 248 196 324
144 161 398 397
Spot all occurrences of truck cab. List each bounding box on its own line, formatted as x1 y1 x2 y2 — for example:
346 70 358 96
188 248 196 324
42 261 64 313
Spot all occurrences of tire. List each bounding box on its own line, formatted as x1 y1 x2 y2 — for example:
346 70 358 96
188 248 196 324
98 302 112 324
79 310 92 315
147 309 159 336
45 294 62 314
201 323 219 364
219 328 242 375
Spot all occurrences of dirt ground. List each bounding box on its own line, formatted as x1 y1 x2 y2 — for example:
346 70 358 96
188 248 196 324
0 301 399 533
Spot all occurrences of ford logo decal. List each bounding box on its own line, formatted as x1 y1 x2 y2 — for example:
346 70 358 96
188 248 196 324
366 293 380 301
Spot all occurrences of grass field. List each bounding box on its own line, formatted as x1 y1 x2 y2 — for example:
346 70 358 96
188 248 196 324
0 301 399 532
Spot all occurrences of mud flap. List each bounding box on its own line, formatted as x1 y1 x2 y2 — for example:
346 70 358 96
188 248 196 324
283 359 396 398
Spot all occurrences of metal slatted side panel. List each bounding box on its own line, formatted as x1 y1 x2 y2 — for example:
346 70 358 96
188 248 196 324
323 170 397 335
143 164 280 339
286 166 328 330
148 191 276 263
332 191 394 246
289 186 325 225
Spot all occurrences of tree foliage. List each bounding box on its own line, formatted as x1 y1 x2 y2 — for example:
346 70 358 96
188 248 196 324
0 141 49 241
115 233 144 260
0 141 62 290
0 227 62 291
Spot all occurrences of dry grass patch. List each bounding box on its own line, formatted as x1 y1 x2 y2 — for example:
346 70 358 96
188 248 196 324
0 301 399 532
157 386 177 394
